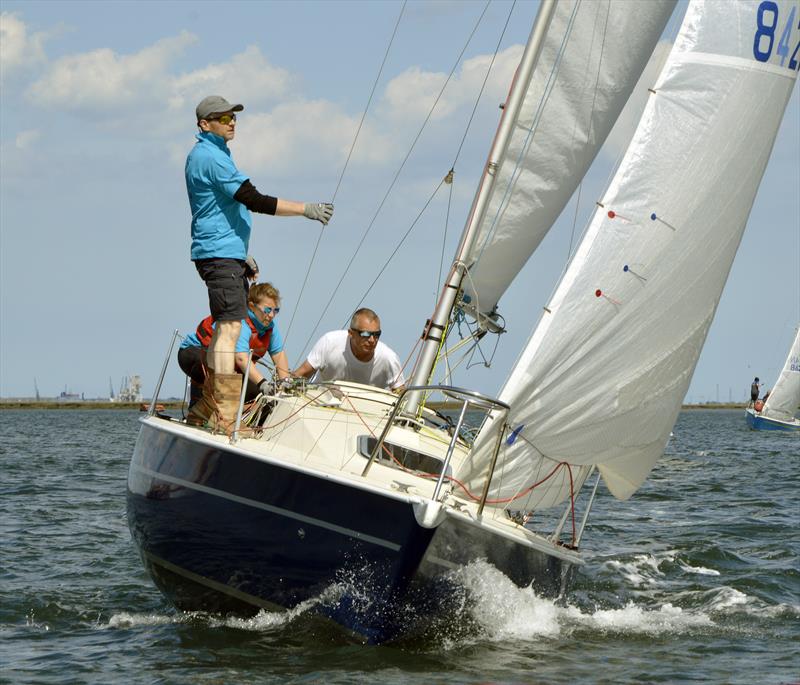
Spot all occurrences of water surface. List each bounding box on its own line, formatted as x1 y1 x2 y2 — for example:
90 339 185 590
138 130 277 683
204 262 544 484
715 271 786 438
1 409 797 683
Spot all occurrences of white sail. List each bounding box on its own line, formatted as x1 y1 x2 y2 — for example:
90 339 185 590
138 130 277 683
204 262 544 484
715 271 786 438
762 327 800 421
461 0 676 320
459 0 799 509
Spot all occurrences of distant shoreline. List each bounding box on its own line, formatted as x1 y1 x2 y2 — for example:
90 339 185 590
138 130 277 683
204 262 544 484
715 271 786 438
0 400 748 410
0 401 184 410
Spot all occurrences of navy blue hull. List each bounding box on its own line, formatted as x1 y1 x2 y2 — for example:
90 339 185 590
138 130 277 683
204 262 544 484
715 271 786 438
127 421 440 641
127 418 571 642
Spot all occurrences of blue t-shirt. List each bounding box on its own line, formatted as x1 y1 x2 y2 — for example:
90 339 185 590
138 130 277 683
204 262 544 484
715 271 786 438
181 312 283 356
185 131 251 260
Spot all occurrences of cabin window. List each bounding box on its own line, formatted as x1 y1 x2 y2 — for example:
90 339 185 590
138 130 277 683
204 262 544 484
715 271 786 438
357 436 448 476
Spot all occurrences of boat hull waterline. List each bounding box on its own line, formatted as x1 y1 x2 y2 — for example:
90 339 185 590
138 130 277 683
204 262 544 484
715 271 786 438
744 407 800 432
127 417 578 643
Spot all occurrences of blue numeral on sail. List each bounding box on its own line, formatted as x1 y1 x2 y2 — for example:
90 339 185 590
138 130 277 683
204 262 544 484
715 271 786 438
777 6 797 65
789 10 800 70
753 0 800 70
754 1 779 62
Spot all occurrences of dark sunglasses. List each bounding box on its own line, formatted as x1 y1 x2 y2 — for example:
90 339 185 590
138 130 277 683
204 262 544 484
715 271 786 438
262 306 280 315
351 328 381 339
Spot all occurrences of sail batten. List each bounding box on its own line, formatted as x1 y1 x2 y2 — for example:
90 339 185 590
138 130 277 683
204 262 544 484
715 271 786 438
457 0 799 509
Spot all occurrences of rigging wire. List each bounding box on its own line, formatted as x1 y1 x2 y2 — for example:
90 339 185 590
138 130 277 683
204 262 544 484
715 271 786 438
449 0 517 170
330 2 408 207
338 0 517 383
283 1 407 346
433 1 517 311
471 0 581 267
435 174 455 311
296 0 493 363
349 176 447 319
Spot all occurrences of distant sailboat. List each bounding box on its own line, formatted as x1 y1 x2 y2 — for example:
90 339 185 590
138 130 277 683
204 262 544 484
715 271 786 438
128 0 799 642
746 326 800 431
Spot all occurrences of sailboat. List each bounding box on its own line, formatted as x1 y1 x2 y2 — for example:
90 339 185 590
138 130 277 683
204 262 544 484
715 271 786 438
746 327 800 431
127 0 799 643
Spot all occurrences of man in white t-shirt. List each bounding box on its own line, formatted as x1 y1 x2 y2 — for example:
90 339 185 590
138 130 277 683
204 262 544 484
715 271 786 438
293 308 406 391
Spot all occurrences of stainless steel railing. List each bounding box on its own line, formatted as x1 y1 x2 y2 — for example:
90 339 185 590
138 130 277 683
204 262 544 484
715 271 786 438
360 384 509 515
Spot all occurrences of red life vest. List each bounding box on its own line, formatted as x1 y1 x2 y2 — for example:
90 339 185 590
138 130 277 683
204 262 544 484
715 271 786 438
195 315 273 360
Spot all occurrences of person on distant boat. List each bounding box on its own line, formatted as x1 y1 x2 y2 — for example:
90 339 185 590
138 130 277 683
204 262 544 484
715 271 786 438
293 308 406 392
750 377 761 406
178 282 291 427
186 95 333 429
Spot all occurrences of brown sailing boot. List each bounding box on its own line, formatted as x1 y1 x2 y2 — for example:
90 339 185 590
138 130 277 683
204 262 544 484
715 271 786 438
211 373 244 434
186 368 218 427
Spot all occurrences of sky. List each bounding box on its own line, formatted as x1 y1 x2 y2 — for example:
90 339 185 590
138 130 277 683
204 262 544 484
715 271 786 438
1 0 798 403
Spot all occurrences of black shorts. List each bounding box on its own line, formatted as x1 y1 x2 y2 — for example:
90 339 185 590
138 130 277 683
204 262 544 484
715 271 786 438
177 346 207 385
194 258 248 321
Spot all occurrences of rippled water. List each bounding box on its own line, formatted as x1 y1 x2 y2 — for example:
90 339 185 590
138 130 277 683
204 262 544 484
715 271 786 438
1 408 797 684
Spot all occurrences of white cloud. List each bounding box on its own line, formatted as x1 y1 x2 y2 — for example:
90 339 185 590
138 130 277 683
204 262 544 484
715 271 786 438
234 99 393 175
15 129 41 149
14 27 523 181
23 35 294 132
383 44 523 122
171 45 291 112
0 12 46 79
26 31 198 110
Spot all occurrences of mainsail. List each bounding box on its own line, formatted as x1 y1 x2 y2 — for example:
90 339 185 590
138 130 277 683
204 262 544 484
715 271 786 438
461 0 676 320
459 0 799 509
762 327 800 422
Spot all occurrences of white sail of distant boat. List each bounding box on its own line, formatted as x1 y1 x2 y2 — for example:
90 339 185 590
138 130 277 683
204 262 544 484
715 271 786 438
461 0 676 322
747 326 800 430
761 327 800 421
458 0 800 507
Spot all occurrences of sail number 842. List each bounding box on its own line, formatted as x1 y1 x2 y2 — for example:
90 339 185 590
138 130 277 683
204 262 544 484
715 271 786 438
754 1 799 69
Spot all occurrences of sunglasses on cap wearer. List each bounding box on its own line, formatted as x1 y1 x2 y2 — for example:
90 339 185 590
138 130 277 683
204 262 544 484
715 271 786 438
351 328 381 340
262 306 280 315
210 113 237 125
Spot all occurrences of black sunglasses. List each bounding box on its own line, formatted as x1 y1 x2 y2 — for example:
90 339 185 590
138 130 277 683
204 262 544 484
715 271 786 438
351 328 381 340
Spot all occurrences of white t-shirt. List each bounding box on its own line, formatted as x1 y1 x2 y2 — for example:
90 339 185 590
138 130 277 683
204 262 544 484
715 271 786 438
307 330 406 390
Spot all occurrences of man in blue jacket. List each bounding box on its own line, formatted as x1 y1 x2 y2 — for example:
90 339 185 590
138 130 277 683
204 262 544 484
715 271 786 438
186 94 333 430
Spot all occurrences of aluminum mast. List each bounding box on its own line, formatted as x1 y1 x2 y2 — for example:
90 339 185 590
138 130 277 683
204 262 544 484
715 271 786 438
405 0 557 415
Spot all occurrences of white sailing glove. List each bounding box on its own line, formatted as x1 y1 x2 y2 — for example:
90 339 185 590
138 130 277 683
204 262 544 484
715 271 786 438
303 202 334 225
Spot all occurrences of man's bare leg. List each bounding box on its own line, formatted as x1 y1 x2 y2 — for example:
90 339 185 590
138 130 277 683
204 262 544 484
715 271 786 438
208 320 241 374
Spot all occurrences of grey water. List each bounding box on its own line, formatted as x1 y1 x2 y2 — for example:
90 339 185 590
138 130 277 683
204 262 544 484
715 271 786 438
1 408 797 684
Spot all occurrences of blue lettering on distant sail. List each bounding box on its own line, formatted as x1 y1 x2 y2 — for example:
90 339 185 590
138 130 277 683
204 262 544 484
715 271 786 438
753 1 800 70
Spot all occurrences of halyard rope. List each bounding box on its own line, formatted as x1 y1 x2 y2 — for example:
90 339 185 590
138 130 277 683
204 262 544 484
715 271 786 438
284 1 408 346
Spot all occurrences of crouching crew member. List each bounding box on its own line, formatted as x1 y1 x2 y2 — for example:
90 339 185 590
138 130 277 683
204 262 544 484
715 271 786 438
178 282 290 429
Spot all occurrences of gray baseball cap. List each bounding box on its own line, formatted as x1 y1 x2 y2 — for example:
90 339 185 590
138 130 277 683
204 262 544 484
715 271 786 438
196 95 244 121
